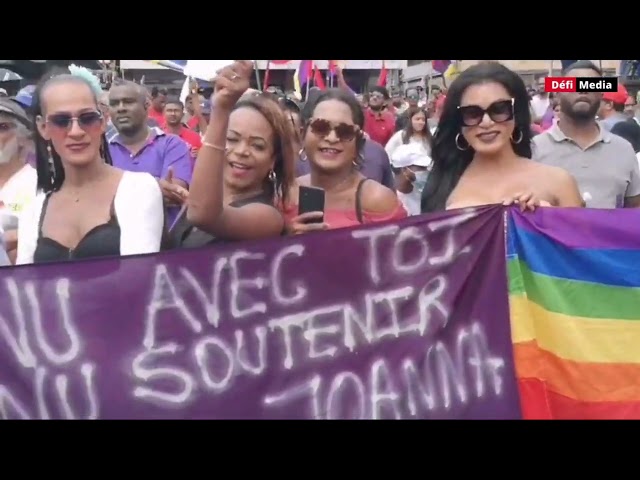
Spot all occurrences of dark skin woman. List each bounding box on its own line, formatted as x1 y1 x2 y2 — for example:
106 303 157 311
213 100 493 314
186 61 296 243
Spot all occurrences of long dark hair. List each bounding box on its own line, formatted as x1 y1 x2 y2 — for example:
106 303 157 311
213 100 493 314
32 70 112 194
402 106 432 147
421 62 532 213
232 95 296 207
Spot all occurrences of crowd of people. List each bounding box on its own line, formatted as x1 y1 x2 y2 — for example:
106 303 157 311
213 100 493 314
0 59 639 266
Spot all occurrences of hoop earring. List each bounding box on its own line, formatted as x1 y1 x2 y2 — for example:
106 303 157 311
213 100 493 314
268 169 276 183
299 148 307 161
47 143 56 185
455 133 469 151
511 128 523 144
353 153 364 169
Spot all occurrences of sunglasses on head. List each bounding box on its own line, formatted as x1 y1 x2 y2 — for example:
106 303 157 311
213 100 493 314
457 98 515 127
308 118 359 142
46 110 103 132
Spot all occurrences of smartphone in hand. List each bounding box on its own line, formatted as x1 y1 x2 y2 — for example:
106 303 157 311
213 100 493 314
298 186 325 223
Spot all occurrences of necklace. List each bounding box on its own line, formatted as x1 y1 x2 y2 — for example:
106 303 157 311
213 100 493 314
313 170 357 193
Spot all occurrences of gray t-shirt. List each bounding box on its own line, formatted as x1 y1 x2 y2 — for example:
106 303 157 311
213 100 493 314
532 123 640 208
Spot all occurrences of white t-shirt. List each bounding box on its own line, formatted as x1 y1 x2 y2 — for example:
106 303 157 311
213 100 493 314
385 131 431 160
397 191 421 216
0 164 37 231
530 95 550 119
16 171 164 265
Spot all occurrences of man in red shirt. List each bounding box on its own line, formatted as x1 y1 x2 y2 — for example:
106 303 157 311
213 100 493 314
364 86 396 147
162 98 202 167
148 86 168 125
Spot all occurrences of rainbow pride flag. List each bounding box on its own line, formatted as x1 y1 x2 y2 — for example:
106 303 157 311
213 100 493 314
507 208 640 419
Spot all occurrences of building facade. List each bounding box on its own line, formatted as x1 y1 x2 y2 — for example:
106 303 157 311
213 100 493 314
400 60 622 92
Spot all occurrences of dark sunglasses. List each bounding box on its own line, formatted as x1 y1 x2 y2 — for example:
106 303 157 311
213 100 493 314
308 118 359 142
46 111 103 131
457 99 514 127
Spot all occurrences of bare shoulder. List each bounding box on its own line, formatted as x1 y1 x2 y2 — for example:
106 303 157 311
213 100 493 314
360 179 400 214
524 158 582 206
526 159 575 184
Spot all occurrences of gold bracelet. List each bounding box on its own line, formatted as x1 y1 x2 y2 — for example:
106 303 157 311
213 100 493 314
202 142 226 152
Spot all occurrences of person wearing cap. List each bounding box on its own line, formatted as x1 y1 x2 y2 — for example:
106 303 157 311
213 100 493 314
599 83 630 131
533 60 640 208
11 85 36 110
197 99 212 134
390 143 431 216
0 98 37 263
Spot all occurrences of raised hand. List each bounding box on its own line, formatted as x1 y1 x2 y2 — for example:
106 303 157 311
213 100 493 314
211 61 254 111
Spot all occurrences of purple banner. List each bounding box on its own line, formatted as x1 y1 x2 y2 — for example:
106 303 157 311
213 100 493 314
0 205 521 420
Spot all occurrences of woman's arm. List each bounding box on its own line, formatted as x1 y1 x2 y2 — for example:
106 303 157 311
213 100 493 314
15 194 45 265
117 172 165 255
187 61 285 240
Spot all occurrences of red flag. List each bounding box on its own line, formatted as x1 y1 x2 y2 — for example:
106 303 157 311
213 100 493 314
263 60 271 91
313 63 326 90
377 60 388 87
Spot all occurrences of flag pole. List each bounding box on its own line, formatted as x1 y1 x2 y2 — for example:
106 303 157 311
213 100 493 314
253 60 262 91
305 61 312 99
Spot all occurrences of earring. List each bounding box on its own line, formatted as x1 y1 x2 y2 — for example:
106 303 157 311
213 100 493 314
268 170 276 183
47 143 56 185
352 153 364 169
455 133 469 151
511 128 523 144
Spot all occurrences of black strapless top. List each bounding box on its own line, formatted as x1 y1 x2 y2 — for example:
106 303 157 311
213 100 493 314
169 192 275 249
33 194 121 263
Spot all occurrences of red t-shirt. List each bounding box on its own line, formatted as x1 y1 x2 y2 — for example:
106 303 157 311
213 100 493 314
148 108 164 125
186 116 199 130
364 108 395 147
162 125 203 168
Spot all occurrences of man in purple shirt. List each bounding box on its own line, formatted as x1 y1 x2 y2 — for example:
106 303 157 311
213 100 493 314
296 137 396 191
107 82 192 224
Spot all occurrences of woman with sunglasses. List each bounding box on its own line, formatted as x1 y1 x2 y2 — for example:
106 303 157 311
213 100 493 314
16 70 164 264
285 88 406 234
421 62 583 213
184 61 296 245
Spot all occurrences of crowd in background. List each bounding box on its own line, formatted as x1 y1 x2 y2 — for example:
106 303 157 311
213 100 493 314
0 59 639 267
